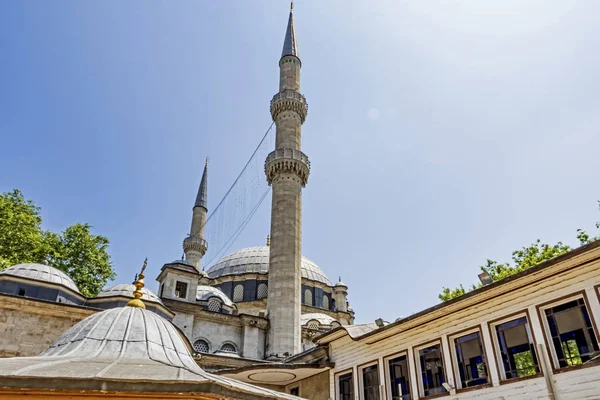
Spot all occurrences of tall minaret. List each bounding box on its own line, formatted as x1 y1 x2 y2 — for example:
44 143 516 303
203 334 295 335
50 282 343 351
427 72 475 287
183 158 209 271
265 2 310 358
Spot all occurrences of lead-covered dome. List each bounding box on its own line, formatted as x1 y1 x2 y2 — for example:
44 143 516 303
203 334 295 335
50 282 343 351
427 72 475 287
197 285 234 307
96 283 163 304
0 263 80 294
207 246 331 285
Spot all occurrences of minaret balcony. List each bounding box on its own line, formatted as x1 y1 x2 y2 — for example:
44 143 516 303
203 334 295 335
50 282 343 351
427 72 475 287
265 148 310 186
270 90 308 123
183 236 208 255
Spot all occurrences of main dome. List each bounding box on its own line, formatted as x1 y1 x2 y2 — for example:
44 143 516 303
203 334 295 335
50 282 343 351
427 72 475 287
207 246 332 286
0 263 80 294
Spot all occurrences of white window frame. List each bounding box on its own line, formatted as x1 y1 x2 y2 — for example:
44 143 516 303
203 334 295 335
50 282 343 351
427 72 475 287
538 293 600 370
448 327 489 390
414 340 446 398
383 350 411 400
489 312 538 381
358 360 381 400
335 369 354 400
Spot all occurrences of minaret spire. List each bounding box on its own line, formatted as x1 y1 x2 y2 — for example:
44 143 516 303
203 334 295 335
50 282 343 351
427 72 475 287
194 158 208 209
183 159 209 271
281 1 299 61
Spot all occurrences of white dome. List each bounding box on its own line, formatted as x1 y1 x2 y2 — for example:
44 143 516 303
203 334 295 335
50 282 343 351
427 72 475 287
0 263 80 294
96 283 163 305
196 285 234 307
207 246 332 286
301 313 337 326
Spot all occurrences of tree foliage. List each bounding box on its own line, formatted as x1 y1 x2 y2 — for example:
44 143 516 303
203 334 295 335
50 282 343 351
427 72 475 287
439 202 599 302
0 189 115 297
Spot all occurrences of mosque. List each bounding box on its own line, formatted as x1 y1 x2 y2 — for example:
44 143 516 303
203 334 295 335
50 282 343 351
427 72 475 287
2 4 600 400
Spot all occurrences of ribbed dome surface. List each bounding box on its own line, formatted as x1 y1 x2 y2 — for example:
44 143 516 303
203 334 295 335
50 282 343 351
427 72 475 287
96 283 163 304
301 313 337 325
207 246 332 286
197 285 234 306
0 307 300 399
0 263 80 294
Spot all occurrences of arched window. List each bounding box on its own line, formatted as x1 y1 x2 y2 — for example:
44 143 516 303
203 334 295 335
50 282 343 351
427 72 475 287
307 320 320 330
322 295 329 310
304 288 313 306
257 283 268 299
193 339 210 353
220 343 237 353
233 284 244 302
207 298 221 312
331 321 341 328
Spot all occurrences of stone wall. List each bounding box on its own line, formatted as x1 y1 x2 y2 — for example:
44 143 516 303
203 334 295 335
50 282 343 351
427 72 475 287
286 371 330 400
0 294 96 357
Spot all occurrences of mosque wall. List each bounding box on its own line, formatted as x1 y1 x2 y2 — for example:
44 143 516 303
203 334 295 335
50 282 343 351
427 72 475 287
191 318 244 354
285 371 330 400
0 294 95 357
326 244 600 400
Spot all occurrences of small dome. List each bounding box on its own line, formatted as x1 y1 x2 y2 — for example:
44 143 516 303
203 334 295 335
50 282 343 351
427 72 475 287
96 283 163 305
196 285 234 307
41 307 198 372
0 263 80 294
207 246 332 286
301 312 338 326
0 306 301 398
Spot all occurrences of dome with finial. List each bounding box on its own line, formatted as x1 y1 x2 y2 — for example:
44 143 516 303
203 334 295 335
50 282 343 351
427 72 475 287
0 260 299 398
0 306 300 399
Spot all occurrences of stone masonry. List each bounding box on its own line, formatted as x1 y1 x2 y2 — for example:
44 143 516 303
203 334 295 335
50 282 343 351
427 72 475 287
0 294 96 357
265 6 309 358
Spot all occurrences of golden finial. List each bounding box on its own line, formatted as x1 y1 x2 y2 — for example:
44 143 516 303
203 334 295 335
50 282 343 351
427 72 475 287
266 235 271 246
127 258 147 309
290 1 293 11
205 157 209 166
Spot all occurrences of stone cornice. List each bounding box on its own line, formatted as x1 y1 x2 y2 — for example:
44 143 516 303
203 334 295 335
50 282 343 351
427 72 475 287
0 293 97 319
265 148 310 186
270 90 308 123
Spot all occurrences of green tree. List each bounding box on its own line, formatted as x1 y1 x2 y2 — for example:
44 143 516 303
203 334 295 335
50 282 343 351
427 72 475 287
439 201 599 302
0 190 115 296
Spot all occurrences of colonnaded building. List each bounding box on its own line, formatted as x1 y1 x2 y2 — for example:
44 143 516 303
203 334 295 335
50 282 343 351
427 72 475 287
1 4 600 400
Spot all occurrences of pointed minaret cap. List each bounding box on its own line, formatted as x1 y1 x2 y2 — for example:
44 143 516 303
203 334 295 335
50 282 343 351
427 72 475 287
127 258 148 309
194 158 208 209
281 2 299 61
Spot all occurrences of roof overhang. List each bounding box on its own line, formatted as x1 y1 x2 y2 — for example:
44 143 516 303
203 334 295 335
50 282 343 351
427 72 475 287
217 363 332 386
316 240 600 346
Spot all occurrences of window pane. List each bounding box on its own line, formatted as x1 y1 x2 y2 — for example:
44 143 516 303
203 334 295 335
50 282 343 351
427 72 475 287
545 299 600 368
175 281 188 299
419 344 446 397
339 373 353 400
388 355 411 400
496 317 539 379
454 331 488 388
362 365 380 400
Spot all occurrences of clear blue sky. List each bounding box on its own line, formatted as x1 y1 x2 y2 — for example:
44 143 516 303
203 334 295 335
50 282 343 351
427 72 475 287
1 1 599 323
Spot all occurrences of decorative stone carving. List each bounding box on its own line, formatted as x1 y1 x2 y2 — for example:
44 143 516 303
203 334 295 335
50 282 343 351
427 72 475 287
270 90 308 123
265 148 310 186
183 236 208 255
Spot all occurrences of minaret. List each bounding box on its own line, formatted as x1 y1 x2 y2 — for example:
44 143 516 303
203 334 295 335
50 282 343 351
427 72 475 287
183 158 209 271
265 2 310 358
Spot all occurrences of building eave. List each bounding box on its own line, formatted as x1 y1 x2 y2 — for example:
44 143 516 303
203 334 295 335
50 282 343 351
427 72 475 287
316 240 600 345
